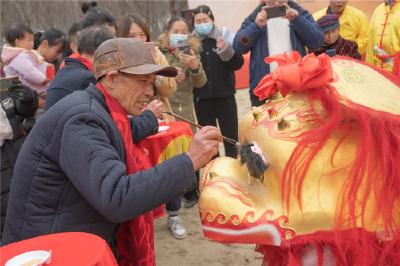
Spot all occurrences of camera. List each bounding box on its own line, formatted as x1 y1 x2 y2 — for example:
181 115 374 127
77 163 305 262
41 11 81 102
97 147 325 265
176 40 192 55
0 77 39 140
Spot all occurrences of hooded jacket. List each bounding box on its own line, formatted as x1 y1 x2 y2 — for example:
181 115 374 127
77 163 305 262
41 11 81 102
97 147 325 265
1 45 48 93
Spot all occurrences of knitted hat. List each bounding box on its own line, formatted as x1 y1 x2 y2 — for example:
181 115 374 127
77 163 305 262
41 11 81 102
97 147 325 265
317 14 339 32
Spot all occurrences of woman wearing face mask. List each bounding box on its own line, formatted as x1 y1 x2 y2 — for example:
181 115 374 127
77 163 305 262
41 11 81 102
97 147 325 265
192 5 244 158
158 17 207 240
117 14 177 120
158 17 207 126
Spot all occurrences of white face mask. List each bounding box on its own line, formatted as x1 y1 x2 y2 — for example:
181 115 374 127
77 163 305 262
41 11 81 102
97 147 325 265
194 22 214 36
169 34 188 48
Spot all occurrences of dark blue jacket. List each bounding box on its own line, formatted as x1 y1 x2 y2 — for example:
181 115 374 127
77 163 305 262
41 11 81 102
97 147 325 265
2 84 197 246
233 1 323 95
45 58 96 110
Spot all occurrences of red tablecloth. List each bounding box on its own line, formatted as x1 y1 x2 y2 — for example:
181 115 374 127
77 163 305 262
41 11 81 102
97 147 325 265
139 121 193 218
0 232 117 266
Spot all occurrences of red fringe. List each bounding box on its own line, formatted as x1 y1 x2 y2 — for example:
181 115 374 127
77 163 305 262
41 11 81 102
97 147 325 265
254 53 400 264
256 229 400 266
281 86 400 237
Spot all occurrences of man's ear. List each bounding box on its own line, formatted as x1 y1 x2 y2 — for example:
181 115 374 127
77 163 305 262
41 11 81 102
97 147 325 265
102 71 118 90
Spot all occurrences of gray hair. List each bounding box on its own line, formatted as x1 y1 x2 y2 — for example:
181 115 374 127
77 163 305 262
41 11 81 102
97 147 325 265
77 26 114 55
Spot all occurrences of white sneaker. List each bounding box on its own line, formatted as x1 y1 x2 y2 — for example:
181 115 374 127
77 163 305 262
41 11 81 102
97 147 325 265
168 216 187 239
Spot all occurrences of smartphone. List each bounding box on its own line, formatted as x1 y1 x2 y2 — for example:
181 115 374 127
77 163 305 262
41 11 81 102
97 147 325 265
182 46 192 55
264 6 286 19
325 49 336 57
177 40 192 55
145 41 159 50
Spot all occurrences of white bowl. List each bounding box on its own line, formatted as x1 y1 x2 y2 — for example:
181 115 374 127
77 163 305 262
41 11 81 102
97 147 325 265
158 125 170 133
5 250 51 266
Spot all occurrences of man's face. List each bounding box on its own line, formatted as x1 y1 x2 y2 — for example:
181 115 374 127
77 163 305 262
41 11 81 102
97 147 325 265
107 72 155 115
323 28 339 45
329 0 348 14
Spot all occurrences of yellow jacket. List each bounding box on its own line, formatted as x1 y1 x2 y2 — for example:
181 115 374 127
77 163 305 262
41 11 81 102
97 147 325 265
365 1 400 72
313 5 369 54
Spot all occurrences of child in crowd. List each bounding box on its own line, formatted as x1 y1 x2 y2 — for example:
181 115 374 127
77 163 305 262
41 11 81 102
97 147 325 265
2 25 66 94
2 24 48 93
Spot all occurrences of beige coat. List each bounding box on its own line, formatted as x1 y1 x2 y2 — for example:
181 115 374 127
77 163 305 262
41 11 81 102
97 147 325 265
152 48 177 121
158 33 207 131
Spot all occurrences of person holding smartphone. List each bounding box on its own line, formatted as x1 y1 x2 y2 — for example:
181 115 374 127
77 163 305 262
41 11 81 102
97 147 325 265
233 0 323 106
310 14 360 59
157 17 207 240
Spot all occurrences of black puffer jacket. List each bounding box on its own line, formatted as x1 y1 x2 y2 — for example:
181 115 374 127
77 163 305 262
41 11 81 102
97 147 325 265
2 84 197 246
45 58 96 110
193 27 244 100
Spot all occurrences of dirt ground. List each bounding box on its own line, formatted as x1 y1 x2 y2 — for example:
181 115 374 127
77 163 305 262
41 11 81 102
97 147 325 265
155 89 263 266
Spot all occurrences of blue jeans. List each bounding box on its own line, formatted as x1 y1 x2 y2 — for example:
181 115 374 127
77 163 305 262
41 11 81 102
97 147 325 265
166 171 199 216
166 196 181 216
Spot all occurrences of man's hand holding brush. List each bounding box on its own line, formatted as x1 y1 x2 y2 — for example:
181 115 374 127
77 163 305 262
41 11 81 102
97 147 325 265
186 126 222 171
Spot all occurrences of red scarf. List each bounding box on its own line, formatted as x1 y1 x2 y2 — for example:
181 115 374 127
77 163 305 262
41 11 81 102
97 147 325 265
60 52 94 72
96 83 155 266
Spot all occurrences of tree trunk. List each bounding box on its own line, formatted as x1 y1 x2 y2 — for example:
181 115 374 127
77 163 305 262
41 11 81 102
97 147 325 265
0 0 189 45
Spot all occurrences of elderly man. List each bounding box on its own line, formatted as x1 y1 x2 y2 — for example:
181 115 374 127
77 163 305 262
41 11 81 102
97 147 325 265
2 38 222 264
233 0 323 106
313 0 369 55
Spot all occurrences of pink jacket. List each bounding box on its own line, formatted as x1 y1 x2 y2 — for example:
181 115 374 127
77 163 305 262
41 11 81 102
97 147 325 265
1 45 48 93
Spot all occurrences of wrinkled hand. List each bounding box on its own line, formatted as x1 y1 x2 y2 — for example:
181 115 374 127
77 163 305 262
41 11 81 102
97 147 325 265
145 99 163 118
178 52 199 71
187 126 223 171
216 37 227 50
255 9 268 28
175 67 186 83
284 4 299 21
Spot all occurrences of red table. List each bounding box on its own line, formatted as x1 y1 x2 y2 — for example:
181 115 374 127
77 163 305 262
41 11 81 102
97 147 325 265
140 121 193 165
0 232 117 266
139 121 193 218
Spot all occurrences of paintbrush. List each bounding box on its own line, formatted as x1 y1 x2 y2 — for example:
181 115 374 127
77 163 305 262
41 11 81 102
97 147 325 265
162 111 239 145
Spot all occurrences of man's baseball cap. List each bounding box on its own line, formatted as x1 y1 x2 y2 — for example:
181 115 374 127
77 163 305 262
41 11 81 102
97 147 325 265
94 38 178 80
